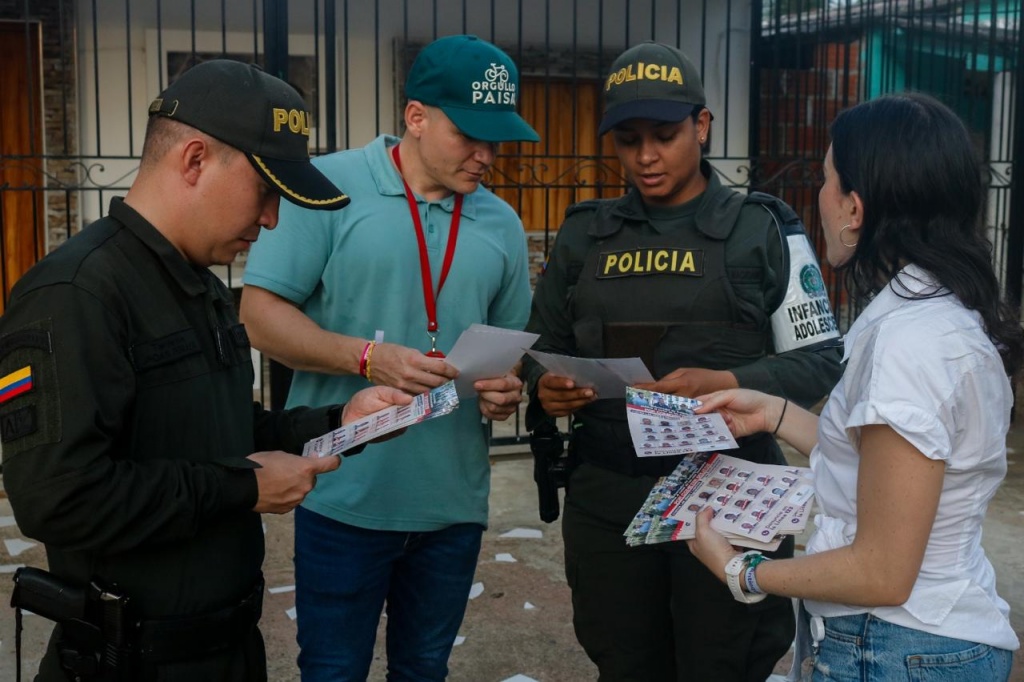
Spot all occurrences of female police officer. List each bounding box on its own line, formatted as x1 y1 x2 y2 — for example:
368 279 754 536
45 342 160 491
523 42 844 681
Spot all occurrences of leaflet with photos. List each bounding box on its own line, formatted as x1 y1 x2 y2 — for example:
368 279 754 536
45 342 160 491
626 387 738 457
302 381 459 458
624 451 814 552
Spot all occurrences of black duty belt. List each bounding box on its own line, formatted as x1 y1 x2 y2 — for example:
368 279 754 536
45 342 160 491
135 578 264 663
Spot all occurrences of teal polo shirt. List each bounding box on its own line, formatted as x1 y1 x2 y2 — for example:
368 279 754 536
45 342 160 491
243 135 531 530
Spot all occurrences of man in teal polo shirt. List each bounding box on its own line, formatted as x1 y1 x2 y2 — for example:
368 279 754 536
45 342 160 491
240 35 538 681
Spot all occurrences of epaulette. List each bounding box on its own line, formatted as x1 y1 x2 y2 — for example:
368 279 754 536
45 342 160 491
563 199 604 219
744 191 801 228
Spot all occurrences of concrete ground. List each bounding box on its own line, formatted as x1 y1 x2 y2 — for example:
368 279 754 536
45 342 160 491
2 422 1024 681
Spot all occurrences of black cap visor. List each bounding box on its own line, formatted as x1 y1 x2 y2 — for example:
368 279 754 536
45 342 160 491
248 154 350 210
598 100 698 136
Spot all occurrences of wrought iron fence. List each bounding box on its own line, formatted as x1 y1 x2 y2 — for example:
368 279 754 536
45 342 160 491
0 0 1019 445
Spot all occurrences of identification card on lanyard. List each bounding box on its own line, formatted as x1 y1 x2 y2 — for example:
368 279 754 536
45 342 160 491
392 144 463 358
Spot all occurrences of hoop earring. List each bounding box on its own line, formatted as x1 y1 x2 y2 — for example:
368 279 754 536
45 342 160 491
839 224 857 248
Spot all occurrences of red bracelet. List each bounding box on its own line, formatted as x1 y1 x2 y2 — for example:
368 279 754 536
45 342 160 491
359 341 374 378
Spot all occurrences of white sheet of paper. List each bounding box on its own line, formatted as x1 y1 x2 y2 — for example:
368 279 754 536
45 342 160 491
499 527 543 539
445 324 539 398
524 349 654 399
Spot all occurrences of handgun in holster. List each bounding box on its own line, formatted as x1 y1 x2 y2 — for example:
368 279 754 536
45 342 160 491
11 566 133 682
529 418 575 523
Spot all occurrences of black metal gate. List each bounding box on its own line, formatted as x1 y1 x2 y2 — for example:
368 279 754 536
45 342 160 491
0 0 1020 445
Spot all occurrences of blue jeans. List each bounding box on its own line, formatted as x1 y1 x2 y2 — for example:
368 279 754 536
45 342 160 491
294 506 483 682
813 613 1014 681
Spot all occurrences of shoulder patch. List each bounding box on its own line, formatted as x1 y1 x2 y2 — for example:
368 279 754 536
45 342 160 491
0 319 61 455
0 328 51 363
1 405 37 443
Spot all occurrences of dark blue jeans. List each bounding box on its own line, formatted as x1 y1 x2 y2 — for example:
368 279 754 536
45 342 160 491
293 506 483 682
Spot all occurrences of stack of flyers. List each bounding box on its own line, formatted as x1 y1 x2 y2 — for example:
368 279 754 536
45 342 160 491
626 387 738 457
302 381 459 458
624 452 814 551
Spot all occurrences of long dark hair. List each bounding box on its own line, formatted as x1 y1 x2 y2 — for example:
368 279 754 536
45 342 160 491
830 92 1024 376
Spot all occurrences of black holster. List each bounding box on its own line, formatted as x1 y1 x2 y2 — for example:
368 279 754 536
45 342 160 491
530 419 576 523
11 567 264 681
11 566 133 681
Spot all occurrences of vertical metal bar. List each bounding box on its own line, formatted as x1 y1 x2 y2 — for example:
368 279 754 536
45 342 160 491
263 0 294 410
263 0 290 81
157 0 164 88
59 0 70 154
125 0 134 156
675 0 681 47
91 0 101 154
748 0 762 167
1004 9 1024 307
251 0 258 60
190 0 196 57
220 0 228 54
313 0 320 152
374 0 381 134
343 0 351 146
326 0 338 152
722 0 732 155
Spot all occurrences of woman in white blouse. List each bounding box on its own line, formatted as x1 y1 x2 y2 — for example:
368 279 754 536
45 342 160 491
687 93 1022 680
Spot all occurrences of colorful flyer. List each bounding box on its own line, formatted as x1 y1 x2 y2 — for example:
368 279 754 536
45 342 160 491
302 381 459 458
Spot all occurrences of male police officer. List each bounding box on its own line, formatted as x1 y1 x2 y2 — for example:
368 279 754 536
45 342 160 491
0 60 409 681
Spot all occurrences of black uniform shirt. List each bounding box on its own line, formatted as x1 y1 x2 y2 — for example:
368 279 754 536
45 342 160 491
525 164 843 474
0 198 333 617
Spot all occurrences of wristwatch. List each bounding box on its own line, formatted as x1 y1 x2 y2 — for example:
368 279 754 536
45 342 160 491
724 551 768 604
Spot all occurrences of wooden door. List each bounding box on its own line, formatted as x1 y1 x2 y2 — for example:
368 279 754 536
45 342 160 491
491 77 623 234
0 22 45 312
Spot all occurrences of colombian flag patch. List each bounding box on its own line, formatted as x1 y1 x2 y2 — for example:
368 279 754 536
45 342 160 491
0 366 33 404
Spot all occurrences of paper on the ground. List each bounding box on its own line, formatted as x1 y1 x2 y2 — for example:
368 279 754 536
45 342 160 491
499 528 543 539
501 675 540 682
445 323 540 398
626 387 738 457
302 381 459 458
469 582 484 599
268 585 295 594
524 349 654 398
495 553 517 562
3 538 36 557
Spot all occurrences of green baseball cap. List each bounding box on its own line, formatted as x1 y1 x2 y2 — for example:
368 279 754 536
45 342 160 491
148 59 349 211
598 42 707 135
405 35 540 143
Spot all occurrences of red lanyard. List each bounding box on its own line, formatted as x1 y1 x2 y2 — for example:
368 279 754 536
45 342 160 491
391 143 463 357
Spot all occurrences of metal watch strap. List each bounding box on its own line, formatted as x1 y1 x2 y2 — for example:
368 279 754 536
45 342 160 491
724 551 768 604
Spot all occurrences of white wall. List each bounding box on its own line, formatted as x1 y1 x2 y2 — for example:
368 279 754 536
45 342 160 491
73 0 754 226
